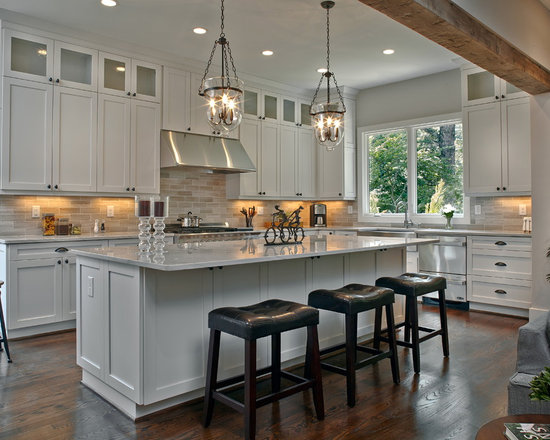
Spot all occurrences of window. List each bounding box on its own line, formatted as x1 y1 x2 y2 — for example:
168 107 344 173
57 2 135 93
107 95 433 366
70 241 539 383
359 114 468 224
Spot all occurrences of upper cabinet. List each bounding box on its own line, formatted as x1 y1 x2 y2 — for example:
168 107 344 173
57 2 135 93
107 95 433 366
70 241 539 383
242 86 280 123
462 66 531 196
54 42 97 91
461 66 528 107
99 52 161 102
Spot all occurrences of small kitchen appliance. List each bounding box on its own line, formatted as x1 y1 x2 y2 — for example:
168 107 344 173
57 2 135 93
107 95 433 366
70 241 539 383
310 204 327 227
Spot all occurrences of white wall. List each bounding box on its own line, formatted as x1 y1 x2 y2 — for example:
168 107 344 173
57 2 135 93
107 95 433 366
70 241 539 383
454 0 550 71
356 69 461 127
530 93 550 319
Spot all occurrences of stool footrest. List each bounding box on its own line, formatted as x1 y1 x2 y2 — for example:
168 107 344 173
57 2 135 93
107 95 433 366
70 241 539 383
215 365 273 390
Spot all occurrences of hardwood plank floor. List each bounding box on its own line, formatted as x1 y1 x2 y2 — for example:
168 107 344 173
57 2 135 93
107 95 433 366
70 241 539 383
0 305 526 439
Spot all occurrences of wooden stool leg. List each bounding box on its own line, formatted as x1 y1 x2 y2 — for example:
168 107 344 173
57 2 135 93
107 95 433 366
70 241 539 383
345 313 358 407
203 329 221 427
373 307 382 351
438 289 450 357
385 303 400 384
404 297 411 343
307 325 324 420
271 333 281 392
0 302 11 363
409 297 421 374
244 339 257 440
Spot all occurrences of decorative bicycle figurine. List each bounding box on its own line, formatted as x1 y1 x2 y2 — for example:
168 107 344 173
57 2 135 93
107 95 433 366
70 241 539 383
264 205 305 245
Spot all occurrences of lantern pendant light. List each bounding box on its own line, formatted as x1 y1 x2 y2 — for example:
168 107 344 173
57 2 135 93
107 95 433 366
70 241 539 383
310 0 346 150
198 0 243 134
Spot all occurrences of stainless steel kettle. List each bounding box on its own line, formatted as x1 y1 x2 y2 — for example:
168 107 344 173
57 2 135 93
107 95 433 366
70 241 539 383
178 211 194 227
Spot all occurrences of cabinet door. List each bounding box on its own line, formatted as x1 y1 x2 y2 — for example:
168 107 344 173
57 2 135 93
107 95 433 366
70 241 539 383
131 100 160 193
8 258 63 329
298 101 312 127
131 59 161 103
53 41 97 91
318 146 344 198
3 29 54 84
260 122 279 196
279 125 298 197
162 67 191 131
97 94 131 192
502 97 531 193
63 257 77 321
298 128 316 198
98 52 131 98
236 118 260 197
1 78 53 191
189 72 213 136
461 67 500 106
281 96 298 127
343 146 356 199
243 86 261 121
463 102 502 194
52 87 97 192
262 91 279 123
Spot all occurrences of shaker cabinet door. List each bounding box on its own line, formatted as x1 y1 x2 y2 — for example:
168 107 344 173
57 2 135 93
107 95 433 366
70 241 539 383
131 100 160 194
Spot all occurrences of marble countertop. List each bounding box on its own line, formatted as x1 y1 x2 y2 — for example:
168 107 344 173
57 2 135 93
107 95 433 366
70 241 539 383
72 235 438 271
318 226 531 238
0 232 165 244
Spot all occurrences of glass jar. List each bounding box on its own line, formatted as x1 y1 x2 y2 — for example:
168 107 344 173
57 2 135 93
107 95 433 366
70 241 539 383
70 223 82 235
55 218 70 235
42 213 55 236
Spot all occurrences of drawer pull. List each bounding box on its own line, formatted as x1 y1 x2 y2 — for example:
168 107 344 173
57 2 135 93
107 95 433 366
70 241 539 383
55 247 69 253
494 262 507 267
495 289 507 295
494 241 507 246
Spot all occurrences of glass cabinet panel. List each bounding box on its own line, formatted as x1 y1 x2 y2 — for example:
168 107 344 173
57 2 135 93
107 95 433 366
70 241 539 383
103 58 127 92
11 37 48 77
136 65 156 97
506 81 522 95
59 48 92 85
283 98 296 124
467 71 495 101
264 94 278 120
244 90 258 117
300 103 312 126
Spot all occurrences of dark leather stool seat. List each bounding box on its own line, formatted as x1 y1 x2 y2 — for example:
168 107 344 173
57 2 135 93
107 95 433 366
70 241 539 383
0 281 11 363
203 299 324 440
308 284 399 407
208 299 319 340
375 272 449 374
376 273 446 297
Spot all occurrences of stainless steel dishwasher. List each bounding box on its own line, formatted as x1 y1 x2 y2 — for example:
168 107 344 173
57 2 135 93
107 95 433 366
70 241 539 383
418 235 467 302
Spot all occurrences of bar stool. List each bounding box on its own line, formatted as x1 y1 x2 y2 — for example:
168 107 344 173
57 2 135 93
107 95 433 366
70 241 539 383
0 281 12 363
375 273 449 374
308 284 400 407
203 299 324 440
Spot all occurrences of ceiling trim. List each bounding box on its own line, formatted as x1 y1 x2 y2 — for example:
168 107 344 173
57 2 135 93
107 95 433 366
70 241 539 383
358 0 550 95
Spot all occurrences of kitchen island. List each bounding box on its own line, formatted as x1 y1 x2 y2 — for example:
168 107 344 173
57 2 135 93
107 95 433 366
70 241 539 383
72 235 437 419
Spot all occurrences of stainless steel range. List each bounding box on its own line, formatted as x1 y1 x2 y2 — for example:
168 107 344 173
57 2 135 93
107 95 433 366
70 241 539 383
165 223 262 242
418 235 467 302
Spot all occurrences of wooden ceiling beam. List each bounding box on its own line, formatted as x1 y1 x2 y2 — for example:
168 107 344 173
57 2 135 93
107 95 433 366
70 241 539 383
358 0 550 95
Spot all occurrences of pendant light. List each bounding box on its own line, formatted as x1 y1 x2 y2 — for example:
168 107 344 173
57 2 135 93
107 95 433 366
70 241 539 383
198 0 243 134
310 0 346 150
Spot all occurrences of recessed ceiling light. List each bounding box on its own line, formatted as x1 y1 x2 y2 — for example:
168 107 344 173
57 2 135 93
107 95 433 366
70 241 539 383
116 66 126 72
383 49 395 55
317 68 328 73
262 50 274 56
100 0 117 6
193 27 207 35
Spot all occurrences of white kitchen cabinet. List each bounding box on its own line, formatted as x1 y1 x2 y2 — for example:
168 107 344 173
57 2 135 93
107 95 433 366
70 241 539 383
461 66 527 107
97 94 131 193
279 125 298 197
162 67 191 132
53 41 98 92
189 72 213 137
226 118 261 197
131 99 161 194
242 85 280 123
99 52 161 103
1 77 53 190
281 96 298 127
297 127 317 198
243 86 261 121
298 100 313 128
52 86 97 192
260 121 279 197
464 97 530 195
3 29 54 84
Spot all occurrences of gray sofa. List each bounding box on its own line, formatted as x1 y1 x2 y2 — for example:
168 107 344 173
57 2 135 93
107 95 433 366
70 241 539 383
508 312 550 414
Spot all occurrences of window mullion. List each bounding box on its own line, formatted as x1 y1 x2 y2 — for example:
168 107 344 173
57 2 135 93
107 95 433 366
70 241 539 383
408 126 417 218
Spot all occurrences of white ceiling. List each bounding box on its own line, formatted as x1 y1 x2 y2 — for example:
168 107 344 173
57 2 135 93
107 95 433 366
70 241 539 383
0 0 460 91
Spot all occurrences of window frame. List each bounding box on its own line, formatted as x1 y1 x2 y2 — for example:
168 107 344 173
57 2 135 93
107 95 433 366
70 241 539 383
357 112 470 225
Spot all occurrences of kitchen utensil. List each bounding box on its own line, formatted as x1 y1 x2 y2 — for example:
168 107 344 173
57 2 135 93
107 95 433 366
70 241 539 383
178 212 194 227
240 207 249 227
191 216 202 227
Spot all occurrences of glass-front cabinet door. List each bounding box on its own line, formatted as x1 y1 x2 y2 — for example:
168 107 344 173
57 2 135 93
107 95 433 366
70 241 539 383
243 87 261 120
462 67 500 106
262 92 279 123
99 52 131 98
299 101 312 127
3 29 54 83
281 96 297 127
54 42 97 91
131 59 161 103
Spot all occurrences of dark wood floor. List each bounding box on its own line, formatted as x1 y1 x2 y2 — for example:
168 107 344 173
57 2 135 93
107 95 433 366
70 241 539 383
0 305 525 440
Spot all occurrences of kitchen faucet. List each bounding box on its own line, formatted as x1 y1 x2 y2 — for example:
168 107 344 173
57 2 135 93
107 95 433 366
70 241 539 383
398 202 414 228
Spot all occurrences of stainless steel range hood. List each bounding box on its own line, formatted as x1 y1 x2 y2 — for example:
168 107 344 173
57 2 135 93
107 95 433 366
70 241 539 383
160 130 255 174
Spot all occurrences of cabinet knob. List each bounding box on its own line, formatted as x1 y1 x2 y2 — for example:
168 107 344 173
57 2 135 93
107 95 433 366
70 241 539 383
47 184 52 189
65 259 69 264
258 116 262 119
263 192 266 195
49 77 53 82
127 92 131 96
299 123 302 127
55 78 60 83
187 127 191 131
258 192 262 195
131 187 135 191
496 187 500 191
495 95 499 100
54 184 58 190
338 193 342 196
133 92 136 97
502 95 506 99
57 260 62 264
502 187 506 191
126 187 130 191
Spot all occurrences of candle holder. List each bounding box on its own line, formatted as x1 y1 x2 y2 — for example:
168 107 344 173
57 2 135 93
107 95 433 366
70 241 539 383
151 196 169 253
135 196 152 253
